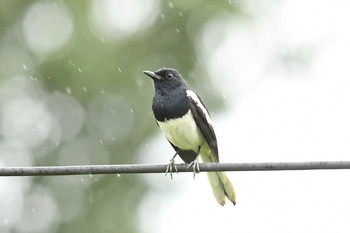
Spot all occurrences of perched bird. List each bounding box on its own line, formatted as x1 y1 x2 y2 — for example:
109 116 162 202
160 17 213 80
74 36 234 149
144 67 236 206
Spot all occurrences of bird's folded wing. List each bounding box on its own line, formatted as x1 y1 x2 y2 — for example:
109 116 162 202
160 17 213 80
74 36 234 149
187 91 219 162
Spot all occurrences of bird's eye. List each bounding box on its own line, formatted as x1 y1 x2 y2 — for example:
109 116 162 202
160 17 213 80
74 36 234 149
166 73 173 79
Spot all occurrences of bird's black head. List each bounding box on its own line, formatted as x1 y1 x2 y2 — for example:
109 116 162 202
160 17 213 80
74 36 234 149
143 68 187 91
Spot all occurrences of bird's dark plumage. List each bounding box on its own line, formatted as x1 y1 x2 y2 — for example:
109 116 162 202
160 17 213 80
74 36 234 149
144 68 217 161
146 68 190 121
144 67 236 206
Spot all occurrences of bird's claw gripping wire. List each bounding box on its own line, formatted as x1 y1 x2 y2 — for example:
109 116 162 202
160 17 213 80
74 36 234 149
188 158 200 179
187 146 201 179
165 155 178 179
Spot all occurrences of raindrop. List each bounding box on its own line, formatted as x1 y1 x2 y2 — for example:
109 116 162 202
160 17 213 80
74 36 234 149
130 108 134 113
178 11 183 17
160 13 165 19
23 63 27 70
168 2 174 8
77 68 82 73
82 86 87 92
117 67 122 72
66 87 72 94
111 136 116 141
80 177 84 183
47 76 51 80
228 0 232 5
88 173 93 179
116 174 121 177
99 139 103 144
100 89 105 95
32 207 37 213
175 28 180 33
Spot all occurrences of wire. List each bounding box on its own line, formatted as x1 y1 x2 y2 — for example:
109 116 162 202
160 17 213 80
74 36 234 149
1 161 350 176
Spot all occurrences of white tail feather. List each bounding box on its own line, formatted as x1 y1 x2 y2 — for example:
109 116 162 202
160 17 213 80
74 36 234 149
201 146 236 205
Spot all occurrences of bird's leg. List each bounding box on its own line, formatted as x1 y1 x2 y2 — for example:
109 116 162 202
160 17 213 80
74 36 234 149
187 146 201 179
165 151 179 179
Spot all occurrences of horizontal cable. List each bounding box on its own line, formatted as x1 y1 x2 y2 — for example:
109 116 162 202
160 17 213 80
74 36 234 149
1 161 350 176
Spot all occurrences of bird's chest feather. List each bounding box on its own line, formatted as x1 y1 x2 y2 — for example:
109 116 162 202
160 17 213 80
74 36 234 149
157 110 204 151
152 89 189 122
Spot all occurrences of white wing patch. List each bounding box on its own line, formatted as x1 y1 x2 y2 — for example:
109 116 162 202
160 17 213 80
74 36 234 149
186 90 213 125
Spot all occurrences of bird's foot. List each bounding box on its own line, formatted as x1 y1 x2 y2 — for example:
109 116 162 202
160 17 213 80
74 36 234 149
188 159 200 179
165 158 178 179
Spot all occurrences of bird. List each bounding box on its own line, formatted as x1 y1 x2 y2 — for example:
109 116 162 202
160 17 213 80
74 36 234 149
144 67 236 206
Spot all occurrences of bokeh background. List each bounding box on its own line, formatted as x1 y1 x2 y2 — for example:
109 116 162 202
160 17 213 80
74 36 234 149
1 0 350 233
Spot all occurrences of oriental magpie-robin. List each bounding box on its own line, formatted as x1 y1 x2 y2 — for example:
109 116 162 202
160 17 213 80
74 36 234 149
144 68 236 206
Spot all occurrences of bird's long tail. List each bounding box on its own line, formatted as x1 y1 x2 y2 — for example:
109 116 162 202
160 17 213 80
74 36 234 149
201 148 236 206
206 171 236 206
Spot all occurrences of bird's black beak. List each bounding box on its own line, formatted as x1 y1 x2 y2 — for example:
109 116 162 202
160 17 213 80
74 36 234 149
143 70 161 81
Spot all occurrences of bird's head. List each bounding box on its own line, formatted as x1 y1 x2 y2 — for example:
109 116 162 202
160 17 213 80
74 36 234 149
144 68 187 90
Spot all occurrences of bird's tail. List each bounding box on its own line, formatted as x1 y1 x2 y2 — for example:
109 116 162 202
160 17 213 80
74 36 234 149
201 147 236 206
206 171 236 206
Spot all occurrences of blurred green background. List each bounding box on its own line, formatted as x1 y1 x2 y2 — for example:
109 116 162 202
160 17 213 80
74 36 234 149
0 0 243 232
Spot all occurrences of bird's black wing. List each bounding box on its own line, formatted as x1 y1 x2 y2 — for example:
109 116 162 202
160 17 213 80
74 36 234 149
187 91 219 162
167 141 198 164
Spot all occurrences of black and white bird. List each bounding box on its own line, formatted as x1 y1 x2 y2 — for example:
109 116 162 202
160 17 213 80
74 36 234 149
144 67 236 206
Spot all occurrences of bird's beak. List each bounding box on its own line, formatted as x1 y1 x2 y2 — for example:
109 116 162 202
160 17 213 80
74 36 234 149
143 70 161 80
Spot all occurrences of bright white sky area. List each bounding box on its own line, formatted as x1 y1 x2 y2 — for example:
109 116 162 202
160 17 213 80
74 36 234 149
138 0 350 232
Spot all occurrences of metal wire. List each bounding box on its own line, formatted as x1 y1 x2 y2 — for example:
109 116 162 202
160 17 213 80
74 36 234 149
1 161 350 176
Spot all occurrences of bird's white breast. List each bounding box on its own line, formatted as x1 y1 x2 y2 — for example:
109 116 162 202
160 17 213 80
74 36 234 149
157 110 204 151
